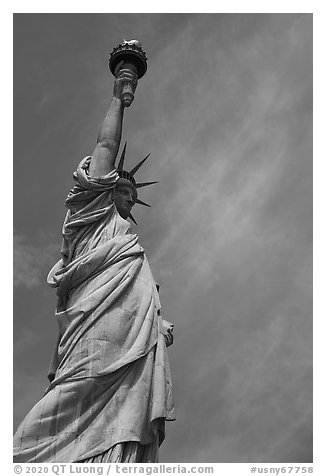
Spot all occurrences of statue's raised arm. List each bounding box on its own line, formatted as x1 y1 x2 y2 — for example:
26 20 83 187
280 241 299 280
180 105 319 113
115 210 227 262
89 40 147 177
89 67 135 177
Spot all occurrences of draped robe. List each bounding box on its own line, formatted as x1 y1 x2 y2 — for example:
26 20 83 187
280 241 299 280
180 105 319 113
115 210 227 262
13 157 175 462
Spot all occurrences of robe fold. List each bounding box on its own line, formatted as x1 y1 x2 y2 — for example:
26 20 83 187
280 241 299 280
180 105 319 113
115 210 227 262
13 156 175 463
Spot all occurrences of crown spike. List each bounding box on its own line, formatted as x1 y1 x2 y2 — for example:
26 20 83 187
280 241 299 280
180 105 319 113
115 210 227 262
136 198 151 208
135 181 158 189
129 212 137 225
130 153 151 176
117 142 127 170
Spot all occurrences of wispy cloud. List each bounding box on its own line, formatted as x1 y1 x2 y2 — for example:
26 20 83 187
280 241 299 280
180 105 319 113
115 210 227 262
13 233 60 288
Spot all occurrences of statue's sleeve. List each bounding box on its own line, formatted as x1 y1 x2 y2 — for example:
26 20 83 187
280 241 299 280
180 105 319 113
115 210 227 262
58 156 120 266
65 156 119 213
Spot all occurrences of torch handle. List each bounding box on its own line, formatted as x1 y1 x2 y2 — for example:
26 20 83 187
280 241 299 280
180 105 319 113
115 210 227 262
117 63 138 108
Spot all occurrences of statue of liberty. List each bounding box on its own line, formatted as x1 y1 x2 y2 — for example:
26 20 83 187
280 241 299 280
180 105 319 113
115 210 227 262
13 40 175 463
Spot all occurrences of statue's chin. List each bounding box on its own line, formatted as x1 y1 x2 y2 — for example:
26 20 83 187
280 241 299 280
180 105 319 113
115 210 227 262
117 206 130 219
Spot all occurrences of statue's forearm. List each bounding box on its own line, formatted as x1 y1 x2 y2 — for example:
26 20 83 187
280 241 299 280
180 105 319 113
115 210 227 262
97 96 124 147
89 96 124 177
89 60 139 178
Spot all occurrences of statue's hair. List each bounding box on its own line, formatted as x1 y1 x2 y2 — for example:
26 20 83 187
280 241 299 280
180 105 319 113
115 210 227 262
114 142 158 224
117 170 136 187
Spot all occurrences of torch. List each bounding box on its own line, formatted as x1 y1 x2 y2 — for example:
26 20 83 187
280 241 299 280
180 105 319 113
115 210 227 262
109 39 148 107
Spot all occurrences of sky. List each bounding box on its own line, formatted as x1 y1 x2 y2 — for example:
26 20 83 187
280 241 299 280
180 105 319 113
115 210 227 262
13 13 312 463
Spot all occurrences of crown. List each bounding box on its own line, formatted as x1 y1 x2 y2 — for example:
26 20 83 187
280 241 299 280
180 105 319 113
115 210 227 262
114 142 158 224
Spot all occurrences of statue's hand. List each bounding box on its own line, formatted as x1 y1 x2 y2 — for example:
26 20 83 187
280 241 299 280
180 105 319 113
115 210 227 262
113 63 138 101
162 319 174 347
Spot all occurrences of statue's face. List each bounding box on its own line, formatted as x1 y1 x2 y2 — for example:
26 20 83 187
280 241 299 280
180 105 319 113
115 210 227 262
115 182 137 219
